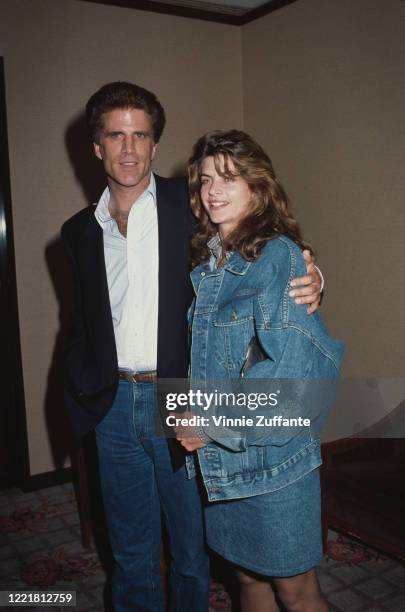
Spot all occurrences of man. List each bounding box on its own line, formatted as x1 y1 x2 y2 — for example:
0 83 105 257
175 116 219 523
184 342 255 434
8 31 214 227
62 81 322 611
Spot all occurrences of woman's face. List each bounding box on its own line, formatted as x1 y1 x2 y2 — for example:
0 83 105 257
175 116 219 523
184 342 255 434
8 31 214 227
200 155 252 239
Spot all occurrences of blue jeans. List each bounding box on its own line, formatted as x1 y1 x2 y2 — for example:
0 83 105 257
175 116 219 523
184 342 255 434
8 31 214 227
95 380 209 612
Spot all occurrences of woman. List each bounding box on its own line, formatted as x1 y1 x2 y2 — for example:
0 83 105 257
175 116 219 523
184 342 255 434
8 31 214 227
176 130 344 612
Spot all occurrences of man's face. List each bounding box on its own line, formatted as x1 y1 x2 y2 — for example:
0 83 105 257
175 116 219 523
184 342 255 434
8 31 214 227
93 108 157 195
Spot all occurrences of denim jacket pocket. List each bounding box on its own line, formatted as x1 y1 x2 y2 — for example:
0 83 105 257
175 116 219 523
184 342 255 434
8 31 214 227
213 300 255 376
212 297 254 327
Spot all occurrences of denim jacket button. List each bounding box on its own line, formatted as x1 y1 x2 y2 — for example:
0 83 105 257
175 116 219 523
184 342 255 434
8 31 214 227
200 271 206 277
231 311 237 320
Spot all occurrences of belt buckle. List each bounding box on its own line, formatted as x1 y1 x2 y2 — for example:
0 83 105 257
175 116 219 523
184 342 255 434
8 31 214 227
119 370 156 383
135 371 157 383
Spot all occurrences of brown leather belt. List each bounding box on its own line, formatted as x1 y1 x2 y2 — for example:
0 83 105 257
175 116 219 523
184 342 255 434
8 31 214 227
118 370 157 383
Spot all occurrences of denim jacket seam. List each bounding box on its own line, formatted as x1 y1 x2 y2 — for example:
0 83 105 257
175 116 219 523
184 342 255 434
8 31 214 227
254 237 296 328
276 236 296 326
256 292 271 328
287 323 341 370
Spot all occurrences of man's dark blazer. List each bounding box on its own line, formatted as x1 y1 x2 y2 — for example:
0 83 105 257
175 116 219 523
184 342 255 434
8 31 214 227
61 175 193 465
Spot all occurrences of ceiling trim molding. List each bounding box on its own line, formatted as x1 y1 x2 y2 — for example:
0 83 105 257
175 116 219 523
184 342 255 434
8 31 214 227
79 0 300 26
240 0 298 25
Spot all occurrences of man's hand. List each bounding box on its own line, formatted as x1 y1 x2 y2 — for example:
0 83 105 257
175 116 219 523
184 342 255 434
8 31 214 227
289 249 322 314
174 411 208 452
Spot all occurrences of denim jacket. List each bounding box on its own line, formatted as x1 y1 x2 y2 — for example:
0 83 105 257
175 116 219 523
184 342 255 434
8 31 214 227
187 235 345 502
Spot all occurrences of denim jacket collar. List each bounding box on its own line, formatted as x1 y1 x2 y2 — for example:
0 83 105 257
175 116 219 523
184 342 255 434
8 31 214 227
190 250 252 294
206 233 252 276
223 252 252 276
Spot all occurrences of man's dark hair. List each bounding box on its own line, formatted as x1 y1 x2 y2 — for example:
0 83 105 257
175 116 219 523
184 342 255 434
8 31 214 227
86 81 166 143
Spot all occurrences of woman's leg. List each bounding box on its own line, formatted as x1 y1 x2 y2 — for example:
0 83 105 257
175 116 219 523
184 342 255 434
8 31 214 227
236 566 327 612
273 568 328 612
236 569 280 612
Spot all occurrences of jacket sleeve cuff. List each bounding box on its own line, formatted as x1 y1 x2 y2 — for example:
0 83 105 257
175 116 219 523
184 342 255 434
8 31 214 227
194 424 211 445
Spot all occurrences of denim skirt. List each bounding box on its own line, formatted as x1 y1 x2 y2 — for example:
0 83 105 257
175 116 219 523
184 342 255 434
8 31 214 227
204 467 323 577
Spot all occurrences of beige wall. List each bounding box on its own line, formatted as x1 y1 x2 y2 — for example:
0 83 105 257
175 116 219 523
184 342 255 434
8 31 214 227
0 0 242 475
242 0 405 377
2 0 405 475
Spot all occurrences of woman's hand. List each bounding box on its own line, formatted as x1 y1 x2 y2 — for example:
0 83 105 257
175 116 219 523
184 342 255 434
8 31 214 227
177 436 207 452
174 411 208 452
289 250 323 314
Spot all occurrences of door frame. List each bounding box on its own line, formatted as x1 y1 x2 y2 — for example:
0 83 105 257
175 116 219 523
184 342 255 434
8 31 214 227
0 56 30 489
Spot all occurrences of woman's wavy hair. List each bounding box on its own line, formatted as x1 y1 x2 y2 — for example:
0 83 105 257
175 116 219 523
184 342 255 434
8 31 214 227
188 130 312 268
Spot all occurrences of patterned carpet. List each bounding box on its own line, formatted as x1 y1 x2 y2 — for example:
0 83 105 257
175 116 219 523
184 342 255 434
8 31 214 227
1 483 405 611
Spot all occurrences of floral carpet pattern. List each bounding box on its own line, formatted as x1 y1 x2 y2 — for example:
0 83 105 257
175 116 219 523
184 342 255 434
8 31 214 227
0 495 102 589
1 484 405 611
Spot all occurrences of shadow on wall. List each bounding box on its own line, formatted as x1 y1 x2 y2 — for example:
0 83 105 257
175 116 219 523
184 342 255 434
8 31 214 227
65 111 106 205
170 160 188 179
44 236 73 468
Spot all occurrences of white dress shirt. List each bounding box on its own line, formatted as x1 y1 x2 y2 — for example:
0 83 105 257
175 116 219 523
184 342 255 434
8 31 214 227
94 174 158 372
